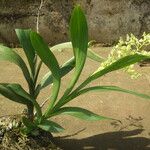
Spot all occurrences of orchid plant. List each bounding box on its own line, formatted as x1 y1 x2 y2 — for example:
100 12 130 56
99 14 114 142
0 5 150 135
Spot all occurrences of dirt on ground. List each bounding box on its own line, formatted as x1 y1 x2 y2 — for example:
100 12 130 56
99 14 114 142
0 47 150 150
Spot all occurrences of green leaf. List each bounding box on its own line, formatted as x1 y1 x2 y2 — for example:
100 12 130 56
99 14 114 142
38 119 64 133
0 83 31 105
51 42 103 62
0 45 32 87
91 54 150 81
58 85 150 108
75 54 150 91
15 29 35 77
21 116 38 135
30 31 61 117
0 83 42 117
38 57 75 90
87 48 104 62
66 5 88 93
7 84 42 117
51 107 111 121
35 5 102 98
56 5 88 107
33 60 42 87
53 6 88 109
74 86 150 100
50 42 72 52
22 116 37 129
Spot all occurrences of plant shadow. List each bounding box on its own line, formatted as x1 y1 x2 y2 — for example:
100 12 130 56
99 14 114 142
55 129 150 150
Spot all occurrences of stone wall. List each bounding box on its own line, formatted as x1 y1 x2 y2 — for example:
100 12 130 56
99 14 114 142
0 0 149 46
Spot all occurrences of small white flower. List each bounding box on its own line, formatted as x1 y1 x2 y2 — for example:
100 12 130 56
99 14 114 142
98 33 150 79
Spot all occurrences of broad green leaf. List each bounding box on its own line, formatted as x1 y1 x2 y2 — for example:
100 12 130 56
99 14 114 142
6 84 33 101
51 107 111 121
38 119 64 133
38 57 75 90
0 83 31 105
34 57 75 98
8 83 42 117
73 86 150 100
75 54 150 91
91 54 150 81
57 5 88 105
15 29 35 77
30 31 60 117
0 83 42 117
51 42 103 62
66 5 88 93
0 45 32 87
56 85 150 108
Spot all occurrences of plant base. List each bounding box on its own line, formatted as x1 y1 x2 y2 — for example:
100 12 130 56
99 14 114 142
0 116 61 150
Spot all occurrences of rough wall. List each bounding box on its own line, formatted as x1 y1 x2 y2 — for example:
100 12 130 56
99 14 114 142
0 0 149 45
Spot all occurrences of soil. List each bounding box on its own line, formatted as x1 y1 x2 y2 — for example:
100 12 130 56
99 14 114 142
0 46 150 150
0 125 60 150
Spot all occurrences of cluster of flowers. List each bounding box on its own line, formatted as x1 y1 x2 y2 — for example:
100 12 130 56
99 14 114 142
99 33 150 79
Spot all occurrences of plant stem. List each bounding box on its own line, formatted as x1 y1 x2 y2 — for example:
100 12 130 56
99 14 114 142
27 103 34 121
53 76 92 111
28 86 36 121
36 0 45 33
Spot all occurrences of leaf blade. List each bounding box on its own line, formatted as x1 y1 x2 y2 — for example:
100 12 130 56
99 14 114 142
87 48 104 62
51 107 111 121
0 83 42 117
68 5 88 91
0 45 32 87
51 42 103 62
56 6 88 107
40 57 75 89
91 54 150 81
75 54 150 92
15 29 35 76
0 83 31 105
30 31 61 117
76 86 150 100
38 119 64 133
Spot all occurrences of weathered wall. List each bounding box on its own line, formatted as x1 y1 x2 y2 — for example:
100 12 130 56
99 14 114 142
0 0 149 45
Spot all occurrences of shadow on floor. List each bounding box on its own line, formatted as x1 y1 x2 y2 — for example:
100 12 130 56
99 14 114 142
55 129 150 150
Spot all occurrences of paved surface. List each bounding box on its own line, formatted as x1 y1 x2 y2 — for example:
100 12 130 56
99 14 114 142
0 47 150 150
